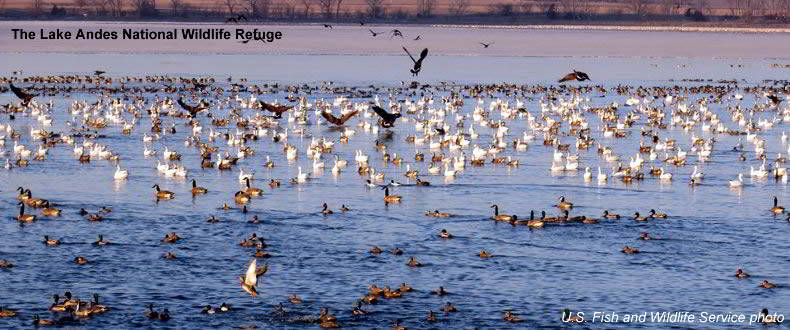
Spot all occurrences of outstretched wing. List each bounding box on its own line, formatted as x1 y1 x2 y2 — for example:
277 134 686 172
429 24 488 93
321 111 342 125
402 47 417 64
558 73 576 83
340 110 360 123
371 106 393 121
256 263 268 277
575 71 591 81
244 259 257 286
259 101 293 115
418 48 429 61
9 83 35 101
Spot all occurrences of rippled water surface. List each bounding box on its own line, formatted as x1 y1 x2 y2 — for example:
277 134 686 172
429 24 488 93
1 22 790 329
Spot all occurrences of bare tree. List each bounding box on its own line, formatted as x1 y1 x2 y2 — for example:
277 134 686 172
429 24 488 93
106 0 125 17
365 0 385 17
533 0 558 16
562 0 593 18
132 0 157 17
335 0 343 18
489 2 516 16
31 0 45 15
278 0 296 18
417 0 435 16
169 0 182 16
299 0 313 17
448 0 470 16
225 0 240 15
729 0 755 18
318 0 334 18
244 0 271 17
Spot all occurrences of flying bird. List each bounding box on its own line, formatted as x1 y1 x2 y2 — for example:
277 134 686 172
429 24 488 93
94 70 106 75
402 47 428 76
226 14 247 23
391 29 404 38
324 24 333 29
9 83 36 106
767 94 782 105
480 42 493 48
414 35 421 41
558 70 591 83
239 259 267 296
177 97 209 117
371 105 402 128
259 101 294 118
368 29 382 37
321 110 359 126
357 21 365 26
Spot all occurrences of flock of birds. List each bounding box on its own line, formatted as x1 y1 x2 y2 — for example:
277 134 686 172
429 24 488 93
1 54 789 327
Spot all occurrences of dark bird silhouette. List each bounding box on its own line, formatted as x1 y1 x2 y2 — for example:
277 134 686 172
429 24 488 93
177 97 209 117
324 24 333 29
237 14 248 21
435 126 446 135
767 94 782 105
414 35 421 41
403 47 428 76
558 70 591 83
321 110 359 126
371 105 402 128
368 29 382 37
358 21 365 26
226 17 238 24
480 42 493 48
226 14 247 23
259 101 294 118
9 83 36 105
390 29 404 38
94 70 106 75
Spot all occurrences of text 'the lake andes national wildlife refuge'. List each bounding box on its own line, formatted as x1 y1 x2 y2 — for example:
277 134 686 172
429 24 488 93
11 28 283 42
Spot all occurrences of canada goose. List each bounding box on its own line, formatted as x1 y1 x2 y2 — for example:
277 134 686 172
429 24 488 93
163 252 177 259
321 110 358 126
152 184 174 200
602 210 620 219
649 209 668 219
234 191 250 204
759 280 777 288
555 196 573 209
426 210 451 218
771 196 785 214
759 308 782 324
371 105 402 127
158 309 171 321
243 177 262 196
402 47 428 77
93 235 110 246
319 307 337 322
259 101 294 118
43 235 60 245
32 314 55 326
16 202 35 222
321 203 333 215
633 212 648 221
340 205 350 212
40 201 61 216
490 204 513 221
49 294 67 312
558 70 591 83
0 260 13 268
269 179 281 188
191 179 208 195
162 232 181 243
383 186 402 203
415 178 431 186
734 268 750 278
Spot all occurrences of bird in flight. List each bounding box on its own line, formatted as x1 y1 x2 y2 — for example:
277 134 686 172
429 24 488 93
371 105 402 128
357 21 365 26
239 259 267 297
324 24 333 29
226 14 247 23
402 47 428 77
413 35 421 41
391 29 404 38
767 94 783 105
259 101 294 118
94 70 106 75
558 70 591 83
321 110 359 126
177 97 209 118
9 83 36 106
368 29 382 37
480 42 493 48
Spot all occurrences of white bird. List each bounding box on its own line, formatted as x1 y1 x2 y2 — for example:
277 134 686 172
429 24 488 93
597 167 608 182
729 173 743 187
691 166 704 180
239 169 254 182
297 166 308 183
114 165 128 180
583 167 592 181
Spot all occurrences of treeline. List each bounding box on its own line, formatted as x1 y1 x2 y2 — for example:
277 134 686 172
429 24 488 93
3 0 790 24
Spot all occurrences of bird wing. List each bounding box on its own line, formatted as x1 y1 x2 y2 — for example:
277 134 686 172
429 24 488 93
402 47 417 64
9 83 35 100
340 110 359 123
244 259 257 286
259 101 293 114
321 111 342 125
371 106 393 121
255 263 268 277
576 71 591 81
558 73 576 83
418 48 429 61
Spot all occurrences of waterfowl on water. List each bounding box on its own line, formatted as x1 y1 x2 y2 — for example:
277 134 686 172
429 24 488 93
33 314 55 326
269 179 281 188
621 246 640 254
239 259 267 296
90 294 108 314
504 311 523 323
555 195 573 210
43 235 61 245
427 311 438 322
0 307 17 317
759 308 782 324
163 252 177 259
490 204 513 221
632 212 648 221
391 247 404 255
426 210 451 217
0 260 13 268
370 246 382 254
432 286 448 296
321 203 333 215
35 201 61 216
340 204 351 212
152 184 174 200
406 256 422 267
649 209 668 219
234 191 250 204
759 280 777 288
162 232 181 243
478 250 493 258
441 302 457 313
602 210 620 219
438 229 454 239
243 177 262 196
562 308 584 322
289 294 302 304
191 179 208 195
383 186 402 203
74 256 88 264
771 196 785 214
16 202 36 222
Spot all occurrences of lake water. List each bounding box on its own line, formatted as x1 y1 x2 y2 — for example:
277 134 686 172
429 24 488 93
1 21 789 329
